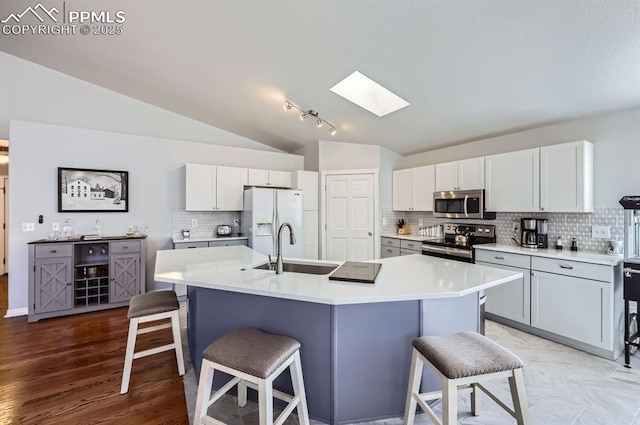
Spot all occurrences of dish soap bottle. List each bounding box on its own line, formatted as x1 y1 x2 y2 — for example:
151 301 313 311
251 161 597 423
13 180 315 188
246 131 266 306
555 236 563 250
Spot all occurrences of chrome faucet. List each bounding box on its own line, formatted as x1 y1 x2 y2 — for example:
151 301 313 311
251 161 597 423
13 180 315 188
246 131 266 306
275 222 296 274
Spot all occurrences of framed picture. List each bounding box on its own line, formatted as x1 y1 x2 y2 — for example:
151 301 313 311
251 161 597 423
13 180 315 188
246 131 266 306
58 167 129 212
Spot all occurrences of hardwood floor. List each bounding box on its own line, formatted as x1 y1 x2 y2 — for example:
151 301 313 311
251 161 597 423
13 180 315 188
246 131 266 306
0 275 189 424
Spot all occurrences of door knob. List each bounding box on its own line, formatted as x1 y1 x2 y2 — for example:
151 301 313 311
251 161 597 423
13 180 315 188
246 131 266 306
368 232 373 236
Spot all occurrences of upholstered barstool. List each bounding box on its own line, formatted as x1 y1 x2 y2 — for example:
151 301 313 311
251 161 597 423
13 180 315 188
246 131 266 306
194 328 310 425
403 331 530 425
120 290 185 394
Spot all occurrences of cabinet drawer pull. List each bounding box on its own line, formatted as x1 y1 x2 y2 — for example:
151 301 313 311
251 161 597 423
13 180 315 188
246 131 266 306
122 246 128 249
188 246 197 249
494 256 505 260
386 249 392 253
559 264 574 270
407 243 414 247
51 250 57 253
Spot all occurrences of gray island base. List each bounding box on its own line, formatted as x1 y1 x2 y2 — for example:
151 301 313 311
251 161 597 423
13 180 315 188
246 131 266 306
187 285 480 424
154 245 520 424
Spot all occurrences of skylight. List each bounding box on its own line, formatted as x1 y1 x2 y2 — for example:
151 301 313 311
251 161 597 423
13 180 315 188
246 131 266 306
330 71 410 117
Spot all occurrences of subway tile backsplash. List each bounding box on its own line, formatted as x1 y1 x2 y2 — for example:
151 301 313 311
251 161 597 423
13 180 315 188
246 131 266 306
172 210 241 239
382 207 624 255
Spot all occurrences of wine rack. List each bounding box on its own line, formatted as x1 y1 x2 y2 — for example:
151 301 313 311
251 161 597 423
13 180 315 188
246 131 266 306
74 243 110 307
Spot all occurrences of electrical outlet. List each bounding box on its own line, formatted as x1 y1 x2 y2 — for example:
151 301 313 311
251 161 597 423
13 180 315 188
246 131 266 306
233 219 240 226
52 222 60 231
22 222 35 231
418 219 424 226
382 217 387 226
191 219 198 227
592 225 610 239
512 222 519 234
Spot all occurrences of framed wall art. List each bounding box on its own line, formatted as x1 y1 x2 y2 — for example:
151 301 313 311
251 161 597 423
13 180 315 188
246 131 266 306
58 167 129 212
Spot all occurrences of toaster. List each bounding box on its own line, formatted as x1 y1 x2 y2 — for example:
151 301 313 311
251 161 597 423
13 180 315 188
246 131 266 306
216 225 232 236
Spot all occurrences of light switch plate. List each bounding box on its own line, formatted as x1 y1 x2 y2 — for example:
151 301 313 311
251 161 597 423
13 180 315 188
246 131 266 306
191 219 198 227
418 219 424 226
382 217 387 226
22 222 35 231
52 222 60 231
592 225 610 239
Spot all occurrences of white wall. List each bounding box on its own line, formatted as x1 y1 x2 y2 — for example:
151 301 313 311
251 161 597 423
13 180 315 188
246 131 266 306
378 147 402 210
399 107 640 207
0 52 278 152
318 140 381 170
7 120 303 314
293 142 320 172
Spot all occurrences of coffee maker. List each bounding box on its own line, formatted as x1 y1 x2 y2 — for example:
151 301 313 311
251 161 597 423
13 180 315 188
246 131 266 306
521 218 549 249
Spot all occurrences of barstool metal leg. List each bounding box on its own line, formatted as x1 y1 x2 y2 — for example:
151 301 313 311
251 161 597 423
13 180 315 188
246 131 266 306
194 359 215 425
120 318 139 394
290 351 310 425
170 310 185 376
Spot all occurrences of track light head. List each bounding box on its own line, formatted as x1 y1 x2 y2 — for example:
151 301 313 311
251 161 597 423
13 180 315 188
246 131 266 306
329 126 337 136
283 101 292 111
316 118 323 128
300 112 308 121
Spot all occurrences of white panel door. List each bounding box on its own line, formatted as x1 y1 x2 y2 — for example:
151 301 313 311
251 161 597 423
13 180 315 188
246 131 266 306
485 148 540 212
412 165 435 211
185 164 215 211
326 174 375 262
216 166 247 211
478 262 531 325
392 169 413 211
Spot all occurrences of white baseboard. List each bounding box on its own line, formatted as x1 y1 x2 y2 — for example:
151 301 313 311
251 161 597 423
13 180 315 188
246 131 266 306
4 307 28 318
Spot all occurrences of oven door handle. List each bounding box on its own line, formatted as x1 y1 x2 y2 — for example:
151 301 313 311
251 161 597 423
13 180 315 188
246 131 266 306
421 244 473 259
464 195 469 218
624 268 640 278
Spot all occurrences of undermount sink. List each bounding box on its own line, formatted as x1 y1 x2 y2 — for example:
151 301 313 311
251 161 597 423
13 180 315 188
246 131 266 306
252 261 339 275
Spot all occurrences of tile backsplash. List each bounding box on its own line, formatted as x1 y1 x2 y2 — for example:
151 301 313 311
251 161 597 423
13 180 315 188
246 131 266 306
172 210 241 239
382 207 624 255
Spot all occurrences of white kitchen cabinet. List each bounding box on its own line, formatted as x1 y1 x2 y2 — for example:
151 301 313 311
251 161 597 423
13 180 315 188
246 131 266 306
531 270 610 349
435 157 484 191
476 250 531 325
247 169 291 188
303 210 319 260
185 164 247 211
291 170 319 210
392 165 435 211
485 148 540 212
540 140 593 212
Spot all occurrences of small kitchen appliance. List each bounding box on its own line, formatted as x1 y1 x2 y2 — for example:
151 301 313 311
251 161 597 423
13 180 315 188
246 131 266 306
619 195 640 366
520 218 548 249
216 225 232 236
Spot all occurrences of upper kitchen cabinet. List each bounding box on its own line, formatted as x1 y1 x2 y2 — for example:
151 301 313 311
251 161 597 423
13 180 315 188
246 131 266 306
485 148 540 212
540 140 593 212
185 164 247 211
247 169 291 188
434 157 484 191
291 170 319 211
392 165 435 211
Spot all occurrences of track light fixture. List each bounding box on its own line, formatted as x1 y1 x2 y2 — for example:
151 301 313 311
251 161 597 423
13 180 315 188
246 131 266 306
283 100 336 136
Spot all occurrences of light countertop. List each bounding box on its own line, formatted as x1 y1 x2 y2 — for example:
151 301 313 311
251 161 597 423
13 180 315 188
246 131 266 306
381 233 439 242
172 235 248 244
475 243 623 266
154 245 522 305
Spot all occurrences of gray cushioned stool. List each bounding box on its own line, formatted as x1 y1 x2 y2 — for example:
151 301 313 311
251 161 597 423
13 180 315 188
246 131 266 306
194 328 310 425
403 331 530 425
120 290 185 394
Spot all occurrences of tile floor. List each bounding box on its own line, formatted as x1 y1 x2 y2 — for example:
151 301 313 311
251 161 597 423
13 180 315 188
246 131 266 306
180 309 640 425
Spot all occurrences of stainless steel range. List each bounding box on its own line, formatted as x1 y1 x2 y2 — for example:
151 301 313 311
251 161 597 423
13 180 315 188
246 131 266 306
421 223 496 263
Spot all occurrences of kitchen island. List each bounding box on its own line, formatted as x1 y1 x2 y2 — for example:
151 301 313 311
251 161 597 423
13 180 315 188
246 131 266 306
154 245 521 424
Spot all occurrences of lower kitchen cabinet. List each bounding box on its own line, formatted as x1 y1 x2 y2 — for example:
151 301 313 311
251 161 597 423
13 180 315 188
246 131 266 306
531 270 610 349
28 237 147 322
381 236 422 258
475 247 623 359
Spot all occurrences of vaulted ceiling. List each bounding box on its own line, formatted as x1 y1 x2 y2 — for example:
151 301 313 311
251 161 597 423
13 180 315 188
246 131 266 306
1 0 639 155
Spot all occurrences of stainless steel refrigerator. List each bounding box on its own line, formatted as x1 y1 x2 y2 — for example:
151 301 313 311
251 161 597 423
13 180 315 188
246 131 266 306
241 188 304 258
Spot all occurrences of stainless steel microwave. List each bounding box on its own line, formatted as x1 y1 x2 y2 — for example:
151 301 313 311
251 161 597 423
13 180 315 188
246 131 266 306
433 189 496 219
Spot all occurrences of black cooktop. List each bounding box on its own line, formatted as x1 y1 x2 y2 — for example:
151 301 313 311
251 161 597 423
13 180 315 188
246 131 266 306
329 261 382 284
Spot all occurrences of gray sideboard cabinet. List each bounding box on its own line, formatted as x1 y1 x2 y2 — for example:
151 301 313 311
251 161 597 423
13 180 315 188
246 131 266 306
28 236 147 322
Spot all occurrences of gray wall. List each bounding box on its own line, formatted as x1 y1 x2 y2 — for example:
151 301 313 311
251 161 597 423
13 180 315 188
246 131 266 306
399 107 640 207
7 120 303 313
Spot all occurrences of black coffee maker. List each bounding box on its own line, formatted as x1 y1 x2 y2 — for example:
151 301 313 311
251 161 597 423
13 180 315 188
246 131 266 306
521 218 549 249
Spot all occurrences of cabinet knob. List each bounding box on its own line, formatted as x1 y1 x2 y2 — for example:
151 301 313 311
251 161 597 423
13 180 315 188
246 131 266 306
531 272 536 276
51 250 57 253
541 207 545 211
122 246 128 249
66 282 72 286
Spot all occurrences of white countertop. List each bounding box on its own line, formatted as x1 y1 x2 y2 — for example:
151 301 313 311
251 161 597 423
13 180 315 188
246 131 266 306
381 233 435 242
154 245 522 305
475 243 623 266
172 235 248 244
